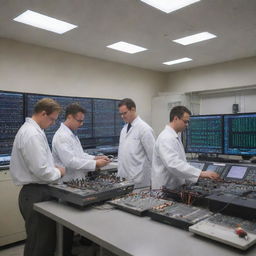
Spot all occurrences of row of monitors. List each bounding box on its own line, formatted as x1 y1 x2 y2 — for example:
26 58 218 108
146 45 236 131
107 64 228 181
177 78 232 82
185 113 256 156
0 91 124 158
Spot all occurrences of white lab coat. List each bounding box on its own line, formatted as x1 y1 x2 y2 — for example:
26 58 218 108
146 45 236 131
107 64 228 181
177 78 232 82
151 125 201 190
10 118 61 185
52 123 96 182
118 116 155 188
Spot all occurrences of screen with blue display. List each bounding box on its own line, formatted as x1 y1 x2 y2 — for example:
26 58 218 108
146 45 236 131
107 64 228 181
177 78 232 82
224 113 256 156
0 92 24 160
185 115 223 154
26 94 93 147
25 94 122 150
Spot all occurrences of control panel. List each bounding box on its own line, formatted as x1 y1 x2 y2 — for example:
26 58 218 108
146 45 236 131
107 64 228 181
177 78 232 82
189 213 256 250
48 173 134 208
164 161 256 218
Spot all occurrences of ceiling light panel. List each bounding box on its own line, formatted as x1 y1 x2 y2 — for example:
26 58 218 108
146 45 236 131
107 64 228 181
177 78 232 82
107 41 147 54
13 10 77 34
140 0 200 13
163 57 192 66
173 32 217 45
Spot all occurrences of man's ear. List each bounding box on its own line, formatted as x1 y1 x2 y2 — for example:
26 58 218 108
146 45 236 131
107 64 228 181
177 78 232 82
41 110 47 117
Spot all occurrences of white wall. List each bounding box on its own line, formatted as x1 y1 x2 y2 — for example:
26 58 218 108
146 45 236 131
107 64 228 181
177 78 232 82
200 89 256 115
0 38 167 124
166 57 256 93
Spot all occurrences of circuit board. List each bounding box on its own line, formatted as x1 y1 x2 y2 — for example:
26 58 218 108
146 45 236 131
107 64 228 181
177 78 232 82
48 173 134 207
189 213 256 250
148 202 212 230
109 191 172 216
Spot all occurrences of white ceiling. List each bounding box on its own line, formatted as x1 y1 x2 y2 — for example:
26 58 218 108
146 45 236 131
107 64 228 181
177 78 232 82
1 0 256 72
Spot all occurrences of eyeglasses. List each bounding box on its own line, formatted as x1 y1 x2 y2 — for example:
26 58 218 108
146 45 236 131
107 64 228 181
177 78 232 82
180 118 190 124
47 115 58 123
119 111 129 116
73 117 84 124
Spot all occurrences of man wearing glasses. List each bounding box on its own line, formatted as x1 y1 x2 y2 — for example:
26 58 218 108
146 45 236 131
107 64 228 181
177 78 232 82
52 103 110 256
152 106 219 190
10 98 65 256
52 103 110 182
118 98 155 188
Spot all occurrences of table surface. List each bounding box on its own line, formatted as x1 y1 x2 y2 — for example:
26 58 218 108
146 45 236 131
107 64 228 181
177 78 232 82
34 201 256 256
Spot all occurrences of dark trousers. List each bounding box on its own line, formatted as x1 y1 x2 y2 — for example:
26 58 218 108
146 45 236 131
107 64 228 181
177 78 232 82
19 184 56 256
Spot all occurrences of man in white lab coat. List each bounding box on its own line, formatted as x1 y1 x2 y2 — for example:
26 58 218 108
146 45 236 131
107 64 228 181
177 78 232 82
52 103 110 256
118 98 155 188
52 103 110 182
10 98 65 256
152 106 219 190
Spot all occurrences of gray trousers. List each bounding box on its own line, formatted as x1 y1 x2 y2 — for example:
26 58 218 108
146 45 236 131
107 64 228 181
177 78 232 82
19 184 56 256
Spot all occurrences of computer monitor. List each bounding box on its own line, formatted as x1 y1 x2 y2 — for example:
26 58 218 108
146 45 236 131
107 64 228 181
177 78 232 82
185 115 223 154
225 165 248 180
224 113 256 156
0 91 24 165
189 161 205 170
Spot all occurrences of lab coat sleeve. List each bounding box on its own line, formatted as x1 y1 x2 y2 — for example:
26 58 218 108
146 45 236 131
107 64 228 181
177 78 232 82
157 137 201 180
83 152 95 160
140 128 155 163
54 136 96 171
22 134 61 182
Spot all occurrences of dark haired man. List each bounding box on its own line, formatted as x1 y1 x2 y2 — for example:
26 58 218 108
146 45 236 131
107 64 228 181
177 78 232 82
52 103 110 182
118 98 155 188
52 103 110 256
152 106 219 190
10 98 65 256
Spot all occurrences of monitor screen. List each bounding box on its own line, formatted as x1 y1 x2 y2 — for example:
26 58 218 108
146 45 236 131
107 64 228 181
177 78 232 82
0 91 24 160
224 113 256 155
206 164 219 171
25 93 121 149
185 115 223 154
189 161 205 170
226 165 247 180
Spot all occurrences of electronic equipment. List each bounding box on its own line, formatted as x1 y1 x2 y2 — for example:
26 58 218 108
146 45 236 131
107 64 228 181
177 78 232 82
108 191 169 216
189 213 256 250
47 173 134 208
163 162 256 218
189 161 205 170
148 202 212 230
0 91 24 165
224 113 256 157
185 115 223 154
0 155 11 169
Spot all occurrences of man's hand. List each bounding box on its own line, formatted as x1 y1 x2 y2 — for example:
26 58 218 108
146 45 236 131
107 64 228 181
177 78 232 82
200 171 220 180
56 166 65 177
94 155 110 161
96 158 110 168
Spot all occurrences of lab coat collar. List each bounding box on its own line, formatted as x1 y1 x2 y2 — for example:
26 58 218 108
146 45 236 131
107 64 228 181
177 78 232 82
165 125 179 138
125 116 140 134
26 117 44 134
130 116 141 126
60 123 77 137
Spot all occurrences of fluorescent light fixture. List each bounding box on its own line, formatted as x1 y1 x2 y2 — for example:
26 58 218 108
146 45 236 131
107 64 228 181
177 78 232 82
163 57 192 66
13 10 77 34
107 41 147 54
140 0 200 13
173 32 217 45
